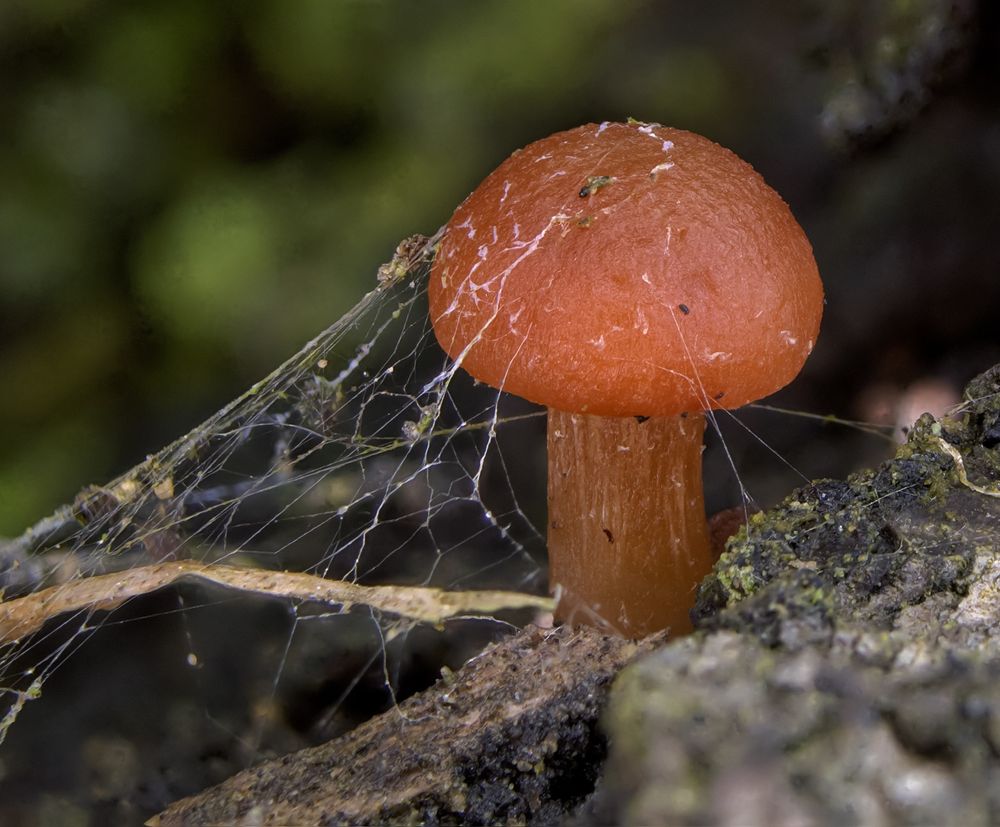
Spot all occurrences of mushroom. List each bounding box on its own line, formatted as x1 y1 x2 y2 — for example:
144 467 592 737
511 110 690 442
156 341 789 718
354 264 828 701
429 121 823 638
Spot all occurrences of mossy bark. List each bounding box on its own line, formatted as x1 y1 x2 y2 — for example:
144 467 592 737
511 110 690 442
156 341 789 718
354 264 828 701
590 363 1000 826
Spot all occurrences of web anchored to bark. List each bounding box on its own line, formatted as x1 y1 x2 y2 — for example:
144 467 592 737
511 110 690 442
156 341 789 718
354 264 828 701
0 232 552 753
159 366 1000 826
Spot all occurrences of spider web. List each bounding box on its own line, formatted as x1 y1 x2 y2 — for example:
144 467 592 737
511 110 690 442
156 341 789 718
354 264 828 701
0 225 897 819
0 232 555 804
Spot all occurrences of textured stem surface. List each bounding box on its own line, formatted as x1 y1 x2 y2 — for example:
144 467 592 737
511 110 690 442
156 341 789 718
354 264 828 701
547 409 714 637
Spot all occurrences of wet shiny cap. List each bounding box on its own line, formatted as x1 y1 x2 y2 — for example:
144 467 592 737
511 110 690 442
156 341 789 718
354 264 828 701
429 121 823 416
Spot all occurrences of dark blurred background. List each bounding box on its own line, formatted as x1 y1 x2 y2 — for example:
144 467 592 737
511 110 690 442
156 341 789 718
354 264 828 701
3 0 1000 822
3 0 998 538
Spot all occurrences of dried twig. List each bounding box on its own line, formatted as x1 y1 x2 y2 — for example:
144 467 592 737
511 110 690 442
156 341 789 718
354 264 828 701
0 561 553 645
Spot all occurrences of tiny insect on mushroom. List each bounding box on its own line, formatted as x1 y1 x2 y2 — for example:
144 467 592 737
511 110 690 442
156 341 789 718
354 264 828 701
429 121 823 638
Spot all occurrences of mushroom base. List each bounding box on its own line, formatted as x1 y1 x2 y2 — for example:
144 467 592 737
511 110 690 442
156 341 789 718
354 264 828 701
547 409 714 638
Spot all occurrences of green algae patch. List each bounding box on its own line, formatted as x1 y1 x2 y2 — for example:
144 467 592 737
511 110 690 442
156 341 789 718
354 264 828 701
693 364 1000 643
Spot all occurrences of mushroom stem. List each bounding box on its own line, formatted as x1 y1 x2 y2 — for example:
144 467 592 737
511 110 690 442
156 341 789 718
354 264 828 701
547 409 714 638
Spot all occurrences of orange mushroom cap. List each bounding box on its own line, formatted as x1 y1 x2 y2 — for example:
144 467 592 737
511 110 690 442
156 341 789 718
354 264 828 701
429 121 823 417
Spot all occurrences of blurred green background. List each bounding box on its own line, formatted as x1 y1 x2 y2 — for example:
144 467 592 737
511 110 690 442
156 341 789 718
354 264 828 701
1 0 997 535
